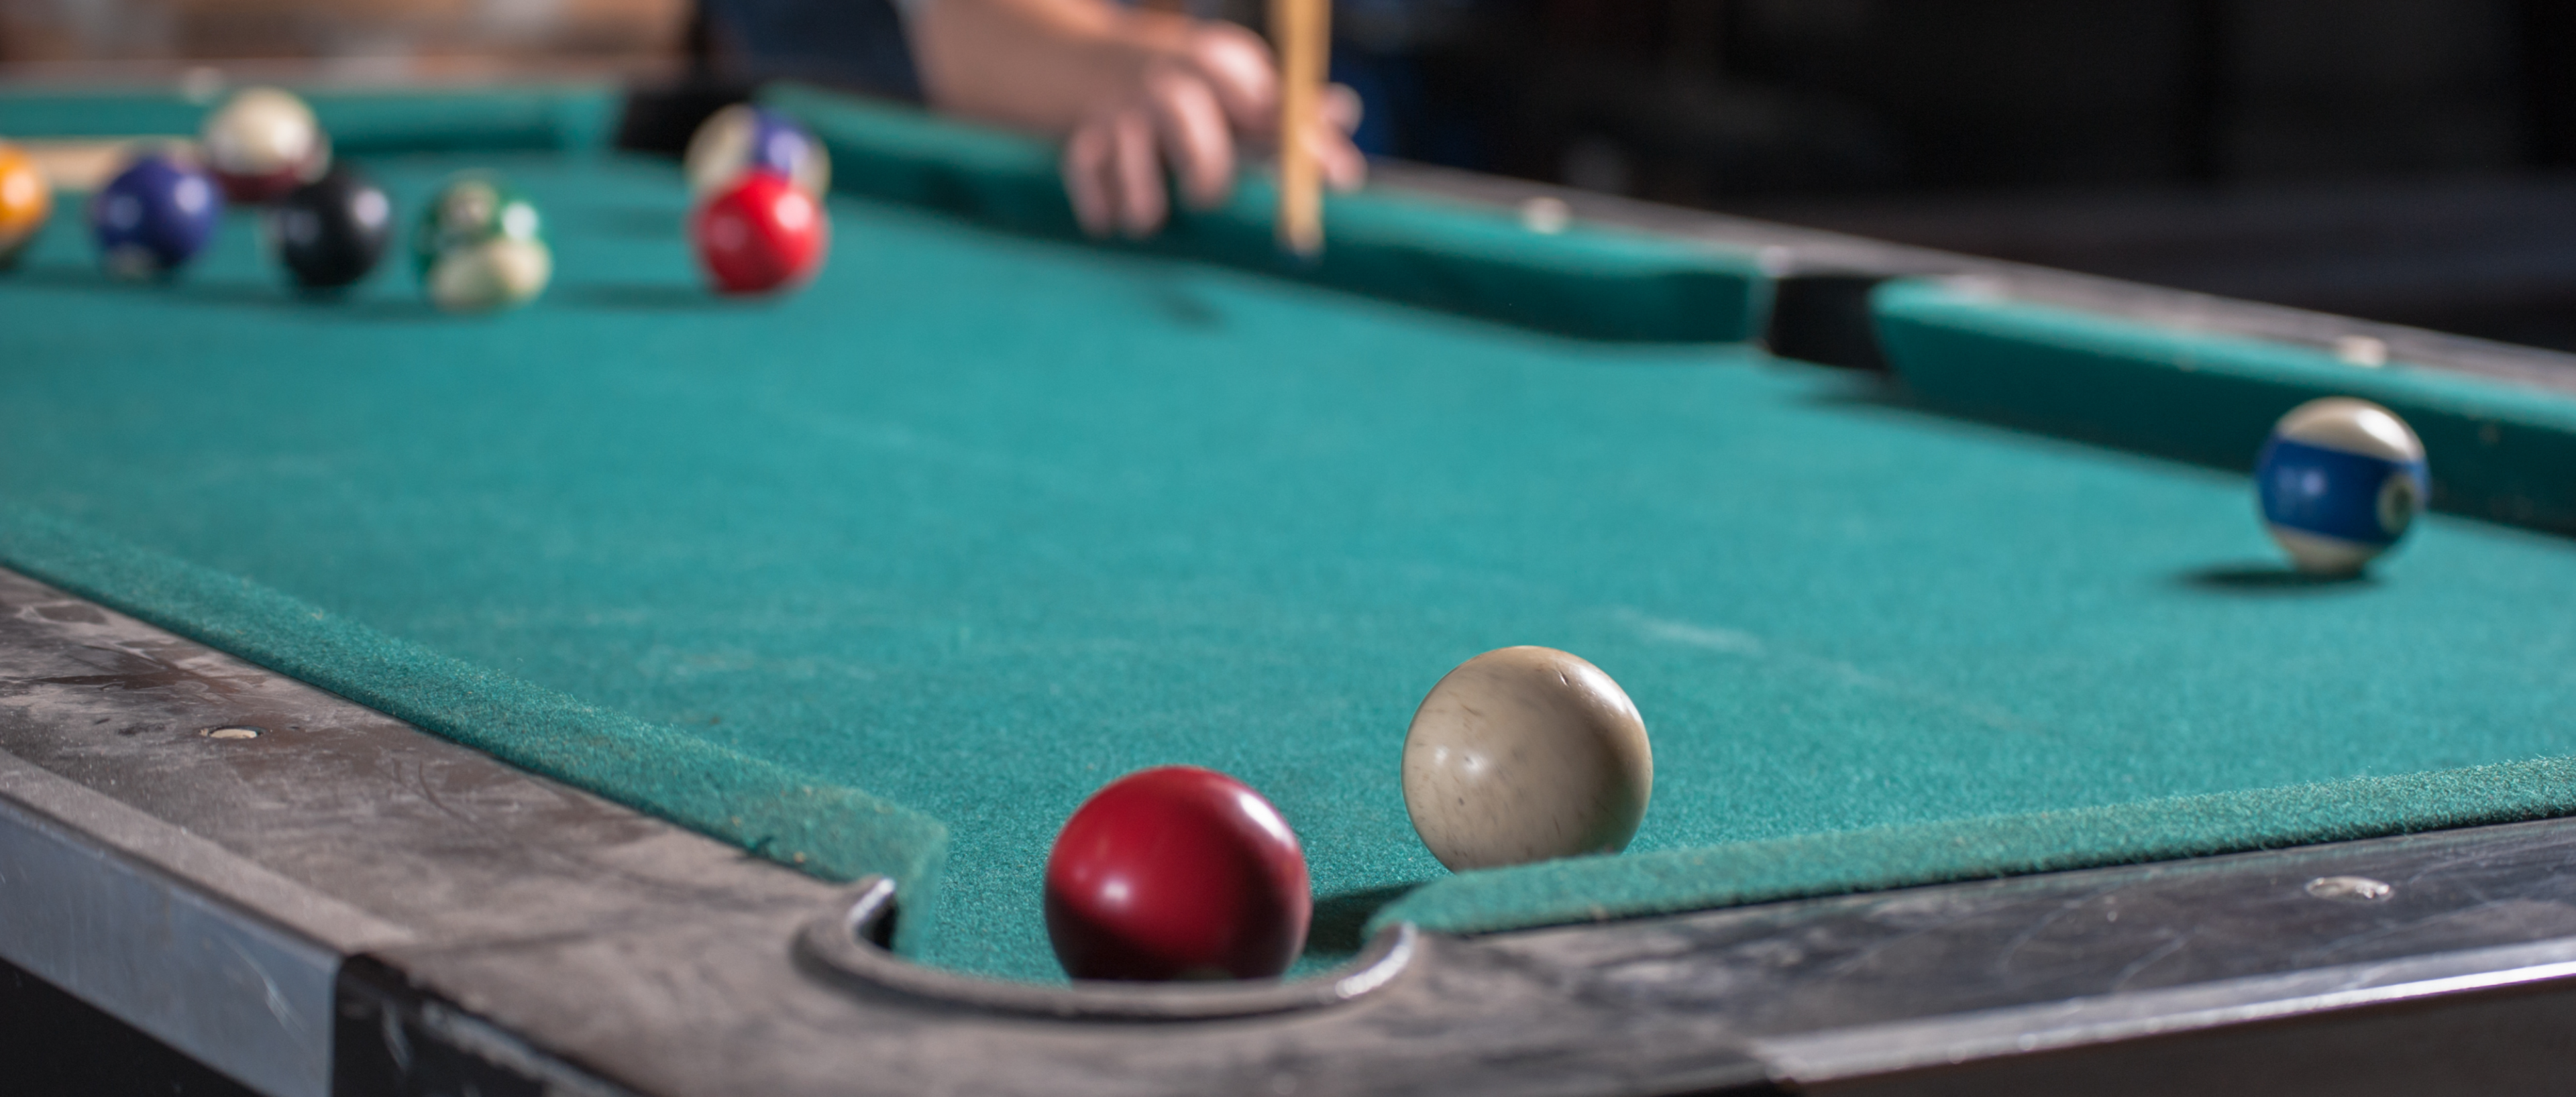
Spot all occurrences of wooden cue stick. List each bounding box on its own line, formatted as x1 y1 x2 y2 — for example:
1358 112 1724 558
15 138 155 192
1272 0 1329 257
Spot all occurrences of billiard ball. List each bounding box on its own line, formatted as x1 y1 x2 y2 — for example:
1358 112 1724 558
693 170 827 295
1402 646 1653 872
412 172 542 266
684 104 830 198
269 166 392 290
201 86 331 204
0 141 50 269
422 237 552 314
412 174 551 312
2255 397 2429 575
90 151 224 280
1044 766 1312 982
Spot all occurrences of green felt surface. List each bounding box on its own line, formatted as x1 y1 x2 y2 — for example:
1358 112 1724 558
5 91 2576 984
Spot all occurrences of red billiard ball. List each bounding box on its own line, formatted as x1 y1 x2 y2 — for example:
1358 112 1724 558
692 168 826 295
1044 766 1312 982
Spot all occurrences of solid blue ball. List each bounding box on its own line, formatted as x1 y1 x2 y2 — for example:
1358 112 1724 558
91 153 224 280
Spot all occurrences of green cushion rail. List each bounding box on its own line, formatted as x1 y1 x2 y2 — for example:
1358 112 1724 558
758 82 1772 344
0 84 621 160
1872 276 2576 535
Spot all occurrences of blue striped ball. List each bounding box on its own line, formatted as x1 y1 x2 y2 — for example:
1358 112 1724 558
684 105 831 199
2255 397 2428 575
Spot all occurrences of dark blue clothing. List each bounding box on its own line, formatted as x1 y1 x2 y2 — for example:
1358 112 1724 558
699 0 924 101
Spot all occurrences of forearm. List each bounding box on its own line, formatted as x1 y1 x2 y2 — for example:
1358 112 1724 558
908 0 1193 133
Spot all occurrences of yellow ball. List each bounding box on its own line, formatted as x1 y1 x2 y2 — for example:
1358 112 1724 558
0 142 52 267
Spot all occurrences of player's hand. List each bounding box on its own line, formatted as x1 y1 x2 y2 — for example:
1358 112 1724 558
912 0 1366 238
1058 21 1365 238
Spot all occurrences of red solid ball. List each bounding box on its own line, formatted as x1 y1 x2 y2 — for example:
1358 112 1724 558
213 163 311 205
692 168 826 294
1044 766 1312 982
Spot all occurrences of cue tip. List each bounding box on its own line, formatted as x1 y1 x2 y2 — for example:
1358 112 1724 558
1279 219 1323 262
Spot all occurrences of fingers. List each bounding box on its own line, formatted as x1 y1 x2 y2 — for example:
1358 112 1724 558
1108 107 1166 237
1302 117 1368 192
1144 64 1236 211
1061 107 1168 238
1318 127 1367 192
1316 84 1366 192
1061 21 1364 237
1062 119 1116 237
1324 82 1363 135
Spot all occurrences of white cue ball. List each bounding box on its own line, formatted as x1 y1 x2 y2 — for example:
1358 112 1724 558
1402 646 1653 872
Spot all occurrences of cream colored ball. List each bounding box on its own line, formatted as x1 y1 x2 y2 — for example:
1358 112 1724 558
1401 646 1653 872
427 237 552 314
202 87 324 178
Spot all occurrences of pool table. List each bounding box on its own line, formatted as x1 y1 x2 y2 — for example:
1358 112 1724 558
8 78 2576 1097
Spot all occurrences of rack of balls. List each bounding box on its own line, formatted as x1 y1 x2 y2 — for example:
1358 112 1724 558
14 89 856 306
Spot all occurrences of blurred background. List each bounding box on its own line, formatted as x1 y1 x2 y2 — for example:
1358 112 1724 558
0 0 686 78
5 0 2574 349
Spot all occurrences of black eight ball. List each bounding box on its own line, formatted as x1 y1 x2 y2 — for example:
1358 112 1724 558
271 167 392 289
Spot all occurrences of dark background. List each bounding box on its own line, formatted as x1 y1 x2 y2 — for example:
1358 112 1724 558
1320 0 2576 350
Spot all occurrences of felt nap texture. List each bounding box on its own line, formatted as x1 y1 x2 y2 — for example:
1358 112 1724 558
5 95 2576 984
0 503 951 951
760 83 1772 343
1874 278 2576 534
